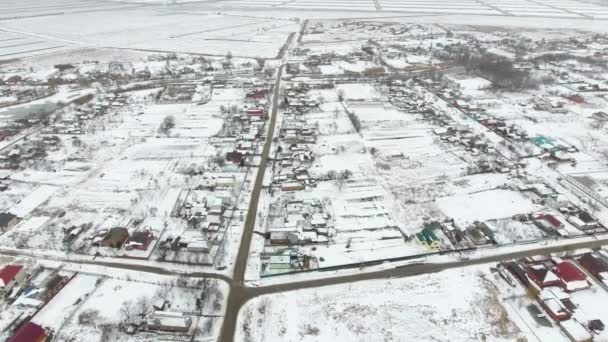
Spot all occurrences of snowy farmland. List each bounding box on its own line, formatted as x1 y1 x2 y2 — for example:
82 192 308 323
237 265 525 342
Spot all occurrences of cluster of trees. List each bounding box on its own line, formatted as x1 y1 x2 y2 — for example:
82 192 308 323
461 53 535 90
158 115 175 135
347 110 362 132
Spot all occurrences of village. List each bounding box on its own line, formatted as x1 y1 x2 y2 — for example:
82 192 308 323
1 5 608 342
0 48 270 341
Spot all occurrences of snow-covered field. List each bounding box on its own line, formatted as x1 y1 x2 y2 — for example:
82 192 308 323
237 264 524 342
0 9 298 58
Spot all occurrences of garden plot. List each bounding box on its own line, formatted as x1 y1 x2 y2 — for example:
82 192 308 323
0 34 72 60
485 218 546 244
345 102 472 234
0 0 139 19
9 184 58 217
310 134 369 177
306 103 355 135
436 189 541 228
238 265 525 342
0 181 37 213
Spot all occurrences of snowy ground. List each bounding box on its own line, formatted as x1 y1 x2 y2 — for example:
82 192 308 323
237 264 525 342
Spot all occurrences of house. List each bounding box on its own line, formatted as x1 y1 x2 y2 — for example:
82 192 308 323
535 214 567 235
146 311 192 333
526 264 561 289
0 264 26 295
540 296 571 321
415 227 440 250
0 212 19 232
125 229 155 251
99 227 129 248
8 322 47 342
226 150 244 164
578 253 608 281
554 261 590 292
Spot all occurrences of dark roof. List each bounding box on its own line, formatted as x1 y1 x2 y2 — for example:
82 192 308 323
0 264 23 286
579 253 608 274
101 227 129 246
8 321 46 342
0 212 17 226
128 230 153 244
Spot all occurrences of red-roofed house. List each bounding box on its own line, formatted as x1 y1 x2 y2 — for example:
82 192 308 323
246 108 265 117
8 321 47 342
555 261 590 292
0 264 26 295
527 264 561 289
538 214 564 229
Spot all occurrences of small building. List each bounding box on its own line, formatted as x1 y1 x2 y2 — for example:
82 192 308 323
147 311 192 333
0 264 26 295
281 182 304 192
560 319 593 342
592 111 608 122
99 227 129 248
0 212 19 232
7 321 47 342
186 239 210 253
555 261 590 292
268 255 291 272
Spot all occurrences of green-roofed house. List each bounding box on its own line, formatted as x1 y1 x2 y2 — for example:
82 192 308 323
416 226 441 251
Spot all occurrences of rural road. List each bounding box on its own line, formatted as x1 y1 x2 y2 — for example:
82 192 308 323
218 57 286 342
